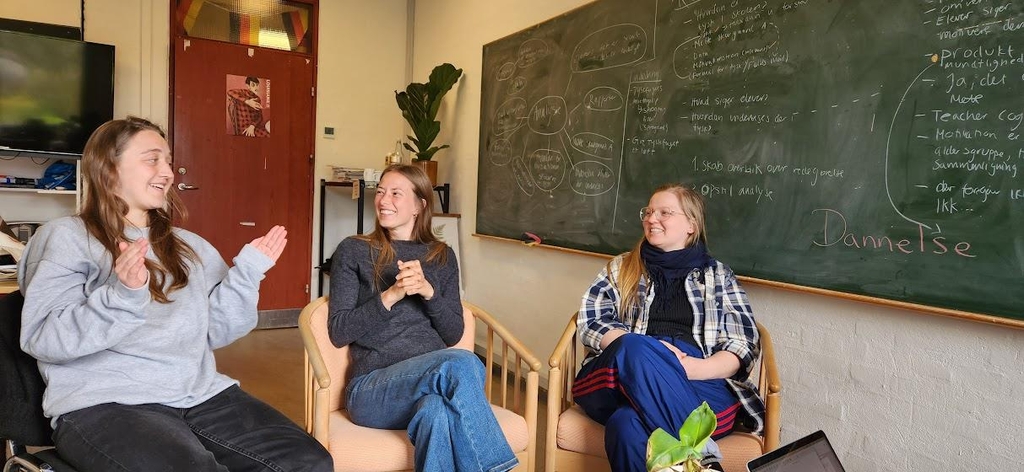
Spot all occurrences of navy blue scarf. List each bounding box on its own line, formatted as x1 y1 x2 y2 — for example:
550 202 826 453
641 240 712 310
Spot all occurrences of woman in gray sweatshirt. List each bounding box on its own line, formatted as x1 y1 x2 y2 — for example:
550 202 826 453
18 117 332 472
327 165 516 472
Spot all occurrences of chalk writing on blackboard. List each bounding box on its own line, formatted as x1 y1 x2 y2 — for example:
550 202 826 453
477 0 1024 321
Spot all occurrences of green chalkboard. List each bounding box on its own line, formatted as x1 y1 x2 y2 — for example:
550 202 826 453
476 0 1024 323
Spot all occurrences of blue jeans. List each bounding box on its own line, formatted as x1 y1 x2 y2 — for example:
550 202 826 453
346 348 518 472
52 385 332 472
574 334 734 471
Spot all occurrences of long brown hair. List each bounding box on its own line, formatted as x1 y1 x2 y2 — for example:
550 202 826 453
79 116 197 303
358 164 448 290
615 184 709 314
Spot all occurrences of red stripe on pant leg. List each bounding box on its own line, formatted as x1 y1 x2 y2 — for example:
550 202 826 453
572 374 618 397
573 372 616 391
716 402 740 418
713 403 741 436
572 368 617 395
573 381 619 398
575 367 617 385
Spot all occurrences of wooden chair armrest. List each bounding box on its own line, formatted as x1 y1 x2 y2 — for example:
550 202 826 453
462 301 542 371
548 314 579 369
756 321 783 452
462 301 540 472
757 321 781 394
545 314 581 472
298 297 332 390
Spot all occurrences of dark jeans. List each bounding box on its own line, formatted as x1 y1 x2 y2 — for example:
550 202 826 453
52 385 332 472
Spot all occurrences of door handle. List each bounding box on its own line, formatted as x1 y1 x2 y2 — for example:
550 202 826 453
177 183 199 191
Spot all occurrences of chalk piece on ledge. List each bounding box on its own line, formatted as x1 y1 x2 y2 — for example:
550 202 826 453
521 232 542 246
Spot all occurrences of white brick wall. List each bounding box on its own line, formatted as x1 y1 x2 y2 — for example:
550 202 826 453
747 284 1024 470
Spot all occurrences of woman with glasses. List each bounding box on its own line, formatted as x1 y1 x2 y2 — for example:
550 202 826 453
572 184 764 472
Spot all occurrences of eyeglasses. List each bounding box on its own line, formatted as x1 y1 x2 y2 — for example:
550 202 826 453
639 207 684 221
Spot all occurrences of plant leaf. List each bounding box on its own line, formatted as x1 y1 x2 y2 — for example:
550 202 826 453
425 63 463 119
646 428 696 472
410 120 440 152
679 402 717 453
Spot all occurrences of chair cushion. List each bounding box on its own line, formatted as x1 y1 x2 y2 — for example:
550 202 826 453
556 405 605 456
327 405 529 472
556 405 764 472
717 432 763 472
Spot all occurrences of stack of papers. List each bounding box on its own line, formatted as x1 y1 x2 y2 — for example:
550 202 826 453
0 265 15 281
327 166 365 182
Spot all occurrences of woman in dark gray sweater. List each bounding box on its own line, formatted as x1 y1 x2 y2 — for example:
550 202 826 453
327 165 516 472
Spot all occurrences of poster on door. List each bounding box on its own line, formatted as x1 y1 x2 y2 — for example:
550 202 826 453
226 74 271 137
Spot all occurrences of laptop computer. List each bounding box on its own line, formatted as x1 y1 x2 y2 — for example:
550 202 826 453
747 430 846 472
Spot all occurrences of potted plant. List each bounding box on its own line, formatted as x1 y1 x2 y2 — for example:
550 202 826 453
395 63 464 185
646 402 718 472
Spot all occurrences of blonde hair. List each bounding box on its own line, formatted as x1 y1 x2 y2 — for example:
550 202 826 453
615 184 709 314
79 116 197 303
358 164 448 290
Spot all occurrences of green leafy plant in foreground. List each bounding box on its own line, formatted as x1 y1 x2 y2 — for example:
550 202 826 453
646 402 717 472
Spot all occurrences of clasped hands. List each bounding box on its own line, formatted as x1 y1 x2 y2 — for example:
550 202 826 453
114 226 288 289
382 259 435 308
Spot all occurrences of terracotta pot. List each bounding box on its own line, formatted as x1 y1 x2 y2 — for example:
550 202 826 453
412 159 439 187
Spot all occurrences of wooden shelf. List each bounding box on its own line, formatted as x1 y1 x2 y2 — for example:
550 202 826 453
0 187 76 195
0 279 18 295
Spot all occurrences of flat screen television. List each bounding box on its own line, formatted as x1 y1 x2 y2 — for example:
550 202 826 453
0 30 114 155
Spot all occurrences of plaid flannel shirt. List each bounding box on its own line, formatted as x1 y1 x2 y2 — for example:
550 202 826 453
577 252 766 433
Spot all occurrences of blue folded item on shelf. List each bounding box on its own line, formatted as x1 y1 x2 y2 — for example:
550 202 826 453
38 161 76 190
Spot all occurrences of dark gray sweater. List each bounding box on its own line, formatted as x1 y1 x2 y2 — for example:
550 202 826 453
327 237 463 380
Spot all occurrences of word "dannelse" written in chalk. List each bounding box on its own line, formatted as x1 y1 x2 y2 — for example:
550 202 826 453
811 209 975 257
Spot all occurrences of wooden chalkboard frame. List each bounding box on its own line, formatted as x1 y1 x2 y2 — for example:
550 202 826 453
473 233 1024 330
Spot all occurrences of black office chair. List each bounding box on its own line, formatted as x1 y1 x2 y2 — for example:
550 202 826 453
1 290 77 472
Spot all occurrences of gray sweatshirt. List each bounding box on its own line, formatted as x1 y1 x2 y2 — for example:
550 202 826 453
327 237 463 380
17 216 272 426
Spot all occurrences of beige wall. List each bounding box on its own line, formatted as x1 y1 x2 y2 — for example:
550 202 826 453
410 1 1024 471
0 0 80 27
313 0 409 294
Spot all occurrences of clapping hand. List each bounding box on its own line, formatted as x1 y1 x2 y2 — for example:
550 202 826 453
250 225 288 264
115 238 150 289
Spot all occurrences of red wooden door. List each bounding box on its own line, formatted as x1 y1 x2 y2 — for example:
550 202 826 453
171 37 313 310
